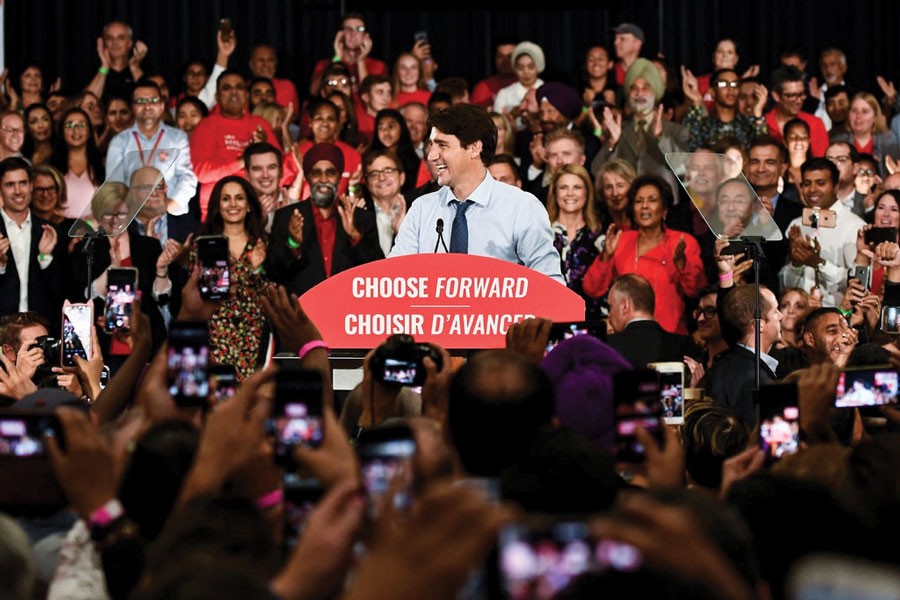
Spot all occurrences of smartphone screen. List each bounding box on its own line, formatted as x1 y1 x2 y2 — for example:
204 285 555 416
270 370 324 466
613 369 664 463
166 321 211 408
881 306 900 334
758 383 801 463
197 235 230 301
381 357 421 386
649 362 685 425
545 320 607 356
835 367 899 408
209 364 239 405
495 519 643 600
356 424 416 518
0 410 67 516
0 413 62 457
282 474 324 555
104 267 138 334
61 302 93 367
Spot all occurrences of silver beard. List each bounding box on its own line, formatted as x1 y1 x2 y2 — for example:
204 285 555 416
310 182 338 208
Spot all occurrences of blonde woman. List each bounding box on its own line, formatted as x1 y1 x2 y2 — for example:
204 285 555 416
832 91 899 177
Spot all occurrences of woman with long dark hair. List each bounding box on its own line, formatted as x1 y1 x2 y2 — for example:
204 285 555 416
368 108 430 200
52 107 105 221
22 103 55 165
189 176 271 379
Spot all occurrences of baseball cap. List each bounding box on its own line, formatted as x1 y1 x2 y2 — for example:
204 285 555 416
613 23 645 43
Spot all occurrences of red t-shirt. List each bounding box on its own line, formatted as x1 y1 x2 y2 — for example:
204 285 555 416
765 110 829 157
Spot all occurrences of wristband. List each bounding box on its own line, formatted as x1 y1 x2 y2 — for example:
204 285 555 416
38 253 49 261
98 66 110 75
593 127 603 138
348 183 360 195
332 54 341 63
298 340 329 360
287 236 300 250
255 488 284 510
838 307 853 317
155 271 168 279
89 498 124 527
719 272 733 282
581 105 591 114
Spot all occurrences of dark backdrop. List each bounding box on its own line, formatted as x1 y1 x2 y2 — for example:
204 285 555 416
6 1 899 103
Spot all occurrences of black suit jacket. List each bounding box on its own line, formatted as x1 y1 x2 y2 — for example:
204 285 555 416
606 320 697 369
265 200 384 297
0 211 64 332
704 345 777 428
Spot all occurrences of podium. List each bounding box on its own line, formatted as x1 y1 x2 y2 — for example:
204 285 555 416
298 254 586 393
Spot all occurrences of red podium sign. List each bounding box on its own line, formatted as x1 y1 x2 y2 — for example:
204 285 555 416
299 254 585 349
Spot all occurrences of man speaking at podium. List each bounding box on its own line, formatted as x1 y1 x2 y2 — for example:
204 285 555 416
389 103 565 285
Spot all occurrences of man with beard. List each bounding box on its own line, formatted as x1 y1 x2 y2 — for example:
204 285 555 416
265 142 382 296
590 58 690 230
682 68 769 151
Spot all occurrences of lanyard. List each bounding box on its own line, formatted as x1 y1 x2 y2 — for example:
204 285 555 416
133 129 165 165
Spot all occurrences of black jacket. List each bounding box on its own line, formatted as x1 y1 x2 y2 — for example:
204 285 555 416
606 320 699 369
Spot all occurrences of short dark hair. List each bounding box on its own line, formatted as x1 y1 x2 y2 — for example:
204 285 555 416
242 141 282 168
0 311 50 352
627 173 673 212
801 307 844 335
800 157 839 186
132 78 162 100
248 76 275 92
748 135 788 164
711 68 738 86
175 96 209 119
0 157 33 181
216 69 246 91
427 103 497 166
824 84 850 101
856 152 879 171
489 153 519 174
771 65 805 94
827 140 858 162
610 273 655 314
362 147 401 172
721 284 774 346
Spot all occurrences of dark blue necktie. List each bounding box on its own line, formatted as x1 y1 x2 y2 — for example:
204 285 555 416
449 199 472 253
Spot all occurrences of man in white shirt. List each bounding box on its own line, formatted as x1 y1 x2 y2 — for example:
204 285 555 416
779 157 865 307
105 79 197 216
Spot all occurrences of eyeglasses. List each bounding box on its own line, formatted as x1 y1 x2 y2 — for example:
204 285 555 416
693 306 718 320
827 155 851 163
32 186 57 195
1 126 23 135
367 167 399 179
342 25 366 33
63 121 88 129
134 182 167 193
858 168 876 176
715 80 740 89
100 212 130 222
133 96 161 106
780 91 807 100
326 78 349 87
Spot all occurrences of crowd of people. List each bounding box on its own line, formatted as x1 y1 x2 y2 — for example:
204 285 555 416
0 11 899 600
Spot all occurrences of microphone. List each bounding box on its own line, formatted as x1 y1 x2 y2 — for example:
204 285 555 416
434 218 449 253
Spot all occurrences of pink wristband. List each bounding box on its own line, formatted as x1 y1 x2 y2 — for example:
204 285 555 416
255 488 284 510
298 340 329 360
719 272 733 282
89 499 124 527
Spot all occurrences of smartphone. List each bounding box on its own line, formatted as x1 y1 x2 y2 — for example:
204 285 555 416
591 98 607 121
269 370 325 467
545 320 607 356
414 30 429 45
758 382 801 464
788 554 900 600
864 226 897 246
104 267 138 334
356 423 417 518
209 363 239 405
0 409 68 516
218 18 233 41
197 235 230 301
495 517 643 600
166 321 211 408
801 207 836 229
282 474 325 555
849 265 871 291
99 365 111 390
648 362 685 426
613 369 665 463
835 366 899 408
61 300 94 367
881 306 900 334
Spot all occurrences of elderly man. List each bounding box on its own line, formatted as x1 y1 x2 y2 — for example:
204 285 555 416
248 43 300 117
86 20 147 103
611 22 645 86
106 79 197 216
265 142 382 296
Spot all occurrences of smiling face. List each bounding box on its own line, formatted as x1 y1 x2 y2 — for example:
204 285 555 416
694 293 720 342
246 151 281 197
366 155 404 201
874 194 900 229
602 172 631 212
713 39 738 70
804 311 845 364
848 97 876 136
628 77 656 117
686 151 722 196
819 51 847 87
30 173 59 215
103 22 133 62
0 168 32 217
218 181 250 226
545 137 584 173
176 102 204 135
402 104 428 146
585 46 612 79
20 67 43 94
513 54 539 88
396 54 422 88
717 180 755 227
632 183 666 230
106 98 133 133
80 93 103 127
310 103 338 144
554 172 588 217
216 74 248 118
774 80 806 117
249 46 277 79
0 113 25 153
376 116 402 149
26 107 53 143
784 122 810 156
62 111 90 149
745 144 785 192
132 85 164 130
800 168 837 208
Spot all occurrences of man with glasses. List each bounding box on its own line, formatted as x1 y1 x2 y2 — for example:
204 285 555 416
0 157 61 325
308 12 388 99
682 68 768 151
361 148 408 257
826 141 865 218
764 66 829 157
106 79 197 217
692 287 727 371
266 142 382 296
0 112 26 162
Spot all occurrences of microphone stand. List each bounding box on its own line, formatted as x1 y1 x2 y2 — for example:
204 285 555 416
721 235 766 394
81 230 105 301
434 219 449 253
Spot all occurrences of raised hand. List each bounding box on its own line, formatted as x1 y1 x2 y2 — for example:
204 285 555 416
602 106 622 147
877 75 897 103
652 103 665 138
336 195 360 241
0 233 10 268
680 66 701 105
288 209 304 247
602 223 621 260
38 224 58 256
672 235 687 271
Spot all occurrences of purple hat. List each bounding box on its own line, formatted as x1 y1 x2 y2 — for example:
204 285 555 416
540 334 632 454
302 142 345 178
536 82 583 122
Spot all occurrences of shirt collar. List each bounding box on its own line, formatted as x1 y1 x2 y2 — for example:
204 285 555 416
737 343 779 372
1 207 31 230
445 170 493 207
